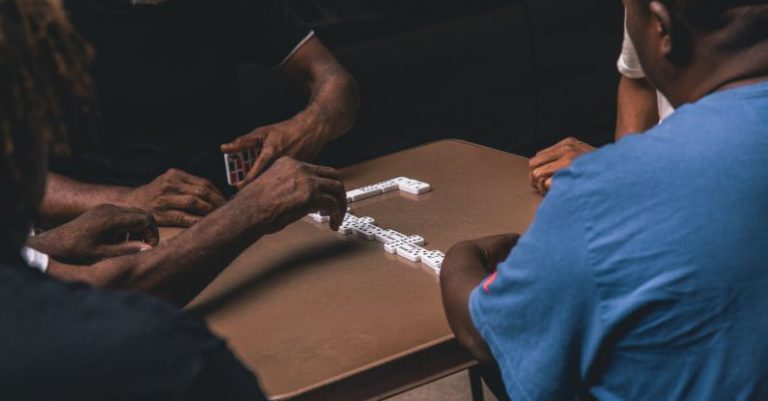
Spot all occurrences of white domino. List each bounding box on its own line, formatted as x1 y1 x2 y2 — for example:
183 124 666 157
346 177 431 203
375 229 408 244
305 188 442 275
357 216 376 225
384 237 426 253
421 250 445 273
351 223 378 240
398 178 431 195
375 180 400 193
346 185 383 202
337 214 358 235
406 235 426 246
308 211 330 223
395 243 427 262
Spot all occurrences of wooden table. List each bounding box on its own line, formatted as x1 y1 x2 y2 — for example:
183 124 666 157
184 140 542 400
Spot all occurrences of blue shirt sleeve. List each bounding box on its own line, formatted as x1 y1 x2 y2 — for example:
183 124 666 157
469 168 599 401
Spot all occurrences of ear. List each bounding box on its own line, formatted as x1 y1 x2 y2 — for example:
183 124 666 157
649 1 674 59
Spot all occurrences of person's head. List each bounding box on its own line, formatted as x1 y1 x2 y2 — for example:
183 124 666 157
0 0 91 257
624 0 768 106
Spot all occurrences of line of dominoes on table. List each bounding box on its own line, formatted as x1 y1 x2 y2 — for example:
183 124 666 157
307 177 444 274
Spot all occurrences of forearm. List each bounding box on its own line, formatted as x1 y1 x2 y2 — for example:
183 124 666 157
283 38 359 143
615 75 660 140
441 241 496 365
41 173 130 227
292 69 358 143
91 197 270 306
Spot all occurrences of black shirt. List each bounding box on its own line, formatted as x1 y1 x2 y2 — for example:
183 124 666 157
0 262 267 401
57 0 311 189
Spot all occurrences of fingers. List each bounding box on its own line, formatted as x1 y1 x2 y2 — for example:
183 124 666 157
220 131 265 154
158 210 203 227
100 241 154 258
313 193 346 231
158 194 216 217
315 177 347 230
529 138 575 169
111 208 160 246
475 233 522 268
169 170 226 207
174 183 224 208
544 177 553 192
530 158 573 195
238 145 277 189
307 164 341 181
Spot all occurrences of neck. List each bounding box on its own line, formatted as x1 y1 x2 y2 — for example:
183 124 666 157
664 42 768 107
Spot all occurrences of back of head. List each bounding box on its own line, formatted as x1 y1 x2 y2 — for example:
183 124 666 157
0 0 91 254
663 0 768 51
627 0 768 106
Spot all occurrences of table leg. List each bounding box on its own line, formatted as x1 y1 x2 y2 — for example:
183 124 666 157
469 366 485 401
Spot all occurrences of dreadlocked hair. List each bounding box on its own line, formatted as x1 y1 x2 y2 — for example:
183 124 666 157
0 0 93 180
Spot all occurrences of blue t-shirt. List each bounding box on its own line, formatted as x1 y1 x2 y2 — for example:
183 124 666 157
470 82 768 401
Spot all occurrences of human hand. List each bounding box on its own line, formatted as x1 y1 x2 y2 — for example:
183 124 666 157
529 137 595 194
447 234 521 274
119 169 226 227
221 119 328 189
28 204 159 265
234 157 347 233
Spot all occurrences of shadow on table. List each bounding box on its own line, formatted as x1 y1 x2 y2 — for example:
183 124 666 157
189 239 367 315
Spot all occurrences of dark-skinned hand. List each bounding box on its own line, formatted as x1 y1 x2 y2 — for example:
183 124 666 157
529 137 595 194
117 168 226 227
220 119 328 189
233 156 347 233
28 204 159 265
455 234 521 274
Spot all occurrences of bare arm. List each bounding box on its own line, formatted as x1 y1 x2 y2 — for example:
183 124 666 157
56 158 347 306
281 35 360 144
41 172 131 227
42 169 227 229
222 36 360 188
441 234 520 365
615 75 660 140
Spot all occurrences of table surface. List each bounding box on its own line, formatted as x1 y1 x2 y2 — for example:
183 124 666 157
183 140 542 400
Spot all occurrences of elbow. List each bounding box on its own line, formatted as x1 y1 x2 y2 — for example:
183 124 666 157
337 69 360 131
454 326 496 366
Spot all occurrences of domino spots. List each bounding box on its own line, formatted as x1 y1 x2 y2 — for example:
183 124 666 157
346 177 431 203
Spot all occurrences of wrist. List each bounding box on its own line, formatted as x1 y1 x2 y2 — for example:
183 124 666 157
291 106 336 143
223 188 274 237
107 186 133 204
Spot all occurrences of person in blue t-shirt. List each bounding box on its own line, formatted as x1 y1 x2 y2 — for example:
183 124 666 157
441 1 768 400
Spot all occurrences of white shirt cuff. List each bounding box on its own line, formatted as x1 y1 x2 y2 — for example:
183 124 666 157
22 247 49 274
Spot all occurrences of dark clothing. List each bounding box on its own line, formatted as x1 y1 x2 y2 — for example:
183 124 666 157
0 262 266 401
56 0 311 189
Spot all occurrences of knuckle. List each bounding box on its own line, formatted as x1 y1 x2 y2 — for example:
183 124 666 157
184 197 197 209
196 187 210 198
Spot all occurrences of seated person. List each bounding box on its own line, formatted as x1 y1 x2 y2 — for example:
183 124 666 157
442 0 768 399
0 2 344 399
528 8 674 194
43 0 359 227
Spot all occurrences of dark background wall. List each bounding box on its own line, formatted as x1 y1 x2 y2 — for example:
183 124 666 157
240 0 625 167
